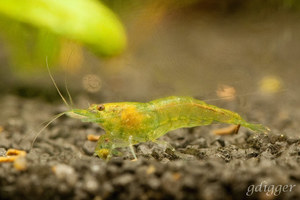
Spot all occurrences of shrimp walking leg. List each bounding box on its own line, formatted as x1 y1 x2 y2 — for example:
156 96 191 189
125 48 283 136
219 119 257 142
128 135 137 160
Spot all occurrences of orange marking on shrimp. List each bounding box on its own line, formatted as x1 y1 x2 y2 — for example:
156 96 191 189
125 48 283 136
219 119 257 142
121 106 144 128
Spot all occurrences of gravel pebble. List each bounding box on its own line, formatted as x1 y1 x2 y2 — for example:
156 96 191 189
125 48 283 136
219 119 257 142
113 174 135 186
53 164 78 186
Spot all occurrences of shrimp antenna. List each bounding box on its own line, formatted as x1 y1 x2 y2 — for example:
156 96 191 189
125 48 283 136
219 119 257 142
30 112 66 150
46 57 70 109
30 57 73 150
64 50 74 107
65 79 74 106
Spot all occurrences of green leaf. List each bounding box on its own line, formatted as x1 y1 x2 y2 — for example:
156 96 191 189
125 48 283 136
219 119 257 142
0 0 127 56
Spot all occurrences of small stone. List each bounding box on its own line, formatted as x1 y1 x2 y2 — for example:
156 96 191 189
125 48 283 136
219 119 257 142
0 137 12 149
211 138 225 147
147 177 160 189
113 174 134 186
90 164 101 173
13 156 27 171
82 141 96 156
123 160 140 173
146 165 156 175
138 144 152 155
201 184 228 200
18 141 32 151
190 137 208 148
287 138 299 145
246 149 259 158
107 165 119 175
161 158 170 164
53 164 78 186
93 196 103 200
0 148 6 156
84 175 99 193
102 182 113 198
58 183 71 194
161 172 181 196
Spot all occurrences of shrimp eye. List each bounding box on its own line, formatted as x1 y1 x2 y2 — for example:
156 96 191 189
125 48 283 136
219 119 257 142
97 104 105 111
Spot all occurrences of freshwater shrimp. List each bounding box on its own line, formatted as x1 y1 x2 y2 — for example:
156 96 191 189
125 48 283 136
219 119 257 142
33 59 269 160
66 96 270 160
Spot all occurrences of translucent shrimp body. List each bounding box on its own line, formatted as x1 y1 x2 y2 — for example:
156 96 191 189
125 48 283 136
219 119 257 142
66 96 269 159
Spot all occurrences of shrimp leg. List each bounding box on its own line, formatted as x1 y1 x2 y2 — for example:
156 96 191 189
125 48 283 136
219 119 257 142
128 135 137 160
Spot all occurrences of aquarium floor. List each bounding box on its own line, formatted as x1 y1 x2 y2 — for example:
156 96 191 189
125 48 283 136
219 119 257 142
0 95 299 200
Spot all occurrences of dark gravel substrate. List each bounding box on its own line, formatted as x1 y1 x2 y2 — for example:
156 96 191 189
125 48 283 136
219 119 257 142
0 94 299 200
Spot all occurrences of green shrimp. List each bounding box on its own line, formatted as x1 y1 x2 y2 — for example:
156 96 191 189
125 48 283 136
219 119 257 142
42 61 269 160
66 96 270 160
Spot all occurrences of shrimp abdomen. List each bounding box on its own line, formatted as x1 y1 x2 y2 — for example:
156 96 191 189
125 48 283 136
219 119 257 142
148 96 267 139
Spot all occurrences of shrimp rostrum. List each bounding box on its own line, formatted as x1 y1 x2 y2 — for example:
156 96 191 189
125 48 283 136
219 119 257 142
66 96 269 160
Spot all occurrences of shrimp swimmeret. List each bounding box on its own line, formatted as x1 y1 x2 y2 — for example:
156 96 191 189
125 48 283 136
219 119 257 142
65 96 270 160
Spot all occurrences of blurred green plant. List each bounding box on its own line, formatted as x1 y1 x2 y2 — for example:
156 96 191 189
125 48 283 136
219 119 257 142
0 0 126 56
0 0 299 76
0 0 127 75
